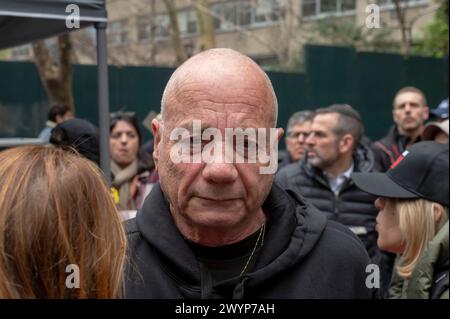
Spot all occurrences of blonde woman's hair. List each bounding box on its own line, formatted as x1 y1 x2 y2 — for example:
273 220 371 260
0 146 127 298
395 198 448 279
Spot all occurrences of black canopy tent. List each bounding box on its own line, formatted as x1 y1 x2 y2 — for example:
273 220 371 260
0 0 111 183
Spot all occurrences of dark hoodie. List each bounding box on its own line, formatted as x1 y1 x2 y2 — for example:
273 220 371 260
124 183 374 299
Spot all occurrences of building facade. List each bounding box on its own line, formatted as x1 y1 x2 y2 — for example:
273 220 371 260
0 0 437 67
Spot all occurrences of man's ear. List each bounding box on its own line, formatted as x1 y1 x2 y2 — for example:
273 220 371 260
277 128 284 142
152 119 161 169
339 133 354 154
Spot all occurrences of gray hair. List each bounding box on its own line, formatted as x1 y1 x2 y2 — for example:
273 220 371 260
286 110 315 132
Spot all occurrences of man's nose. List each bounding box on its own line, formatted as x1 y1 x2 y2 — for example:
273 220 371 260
202 162 238 184
298 133 308 143
305 133 314 145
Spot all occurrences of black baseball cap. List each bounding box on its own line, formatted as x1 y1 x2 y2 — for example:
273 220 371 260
50 118 100 165
352 141 449 207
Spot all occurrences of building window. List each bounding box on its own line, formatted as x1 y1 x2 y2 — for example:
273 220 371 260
302 0 318 17
212 2 237 31
155 14 170 38
212 0 286 31
253 0 286 25
238 2 252 26
374 0 428 5
108 20 128 46
178 9 198 35
341 0 356 11
137 16 152 42
302 0 356 17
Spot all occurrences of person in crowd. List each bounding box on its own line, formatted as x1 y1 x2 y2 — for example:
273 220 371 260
275 105 383 273
50 118 100 165
422 119 449 144
0 146 127 298
124 48 374 299
38 104 74 142
429 98 448 122
109 111 157 213
278 110 314 170
352 141 449 299
373 87 429 172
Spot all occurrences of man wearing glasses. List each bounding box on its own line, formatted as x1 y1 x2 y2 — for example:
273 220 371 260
278 110 314 170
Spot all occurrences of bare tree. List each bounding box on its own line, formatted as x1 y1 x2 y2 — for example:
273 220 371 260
162 0 188 65
193 0 216 50
392 0 412 57
391 0 442 57
32 34 75 111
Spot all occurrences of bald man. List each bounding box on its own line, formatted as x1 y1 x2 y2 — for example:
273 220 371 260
124 49 375 299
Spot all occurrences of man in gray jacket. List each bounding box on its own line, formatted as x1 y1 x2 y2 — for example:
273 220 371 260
276 104 390 294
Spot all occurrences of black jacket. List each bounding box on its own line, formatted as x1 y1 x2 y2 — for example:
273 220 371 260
372 125 422 172
124 183 375 298
275 144 379 260
277 149 294 171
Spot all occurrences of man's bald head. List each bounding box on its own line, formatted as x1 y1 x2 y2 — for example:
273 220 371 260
161 48 278 126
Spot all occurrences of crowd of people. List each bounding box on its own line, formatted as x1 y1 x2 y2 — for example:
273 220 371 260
0 48 448 299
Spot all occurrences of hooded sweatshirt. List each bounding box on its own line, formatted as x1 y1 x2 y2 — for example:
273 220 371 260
124 183 375 299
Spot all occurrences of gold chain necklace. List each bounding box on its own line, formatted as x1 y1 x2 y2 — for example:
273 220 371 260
239 221 266 277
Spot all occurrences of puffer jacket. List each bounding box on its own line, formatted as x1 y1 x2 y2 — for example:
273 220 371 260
275 144 379 258
389 221 449 299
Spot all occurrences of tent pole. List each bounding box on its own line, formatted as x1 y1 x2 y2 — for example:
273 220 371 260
95 22 111 184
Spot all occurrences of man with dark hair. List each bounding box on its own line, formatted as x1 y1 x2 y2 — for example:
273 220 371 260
373 86 429 172
38 104 74 142
276 104 383 280
278 110 314 170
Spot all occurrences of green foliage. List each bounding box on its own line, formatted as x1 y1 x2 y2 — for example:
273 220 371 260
306 19 397 53
415 3 449 58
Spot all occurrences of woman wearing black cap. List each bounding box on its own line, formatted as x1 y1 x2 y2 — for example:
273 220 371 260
352 141 449 299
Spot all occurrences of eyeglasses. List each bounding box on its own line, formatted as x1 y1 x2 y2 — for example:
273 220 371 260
286 131 310 139
110 111 136 121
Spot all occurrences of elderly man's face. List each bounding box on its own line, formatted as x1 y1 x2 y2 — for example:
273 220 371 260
393 92 429 135
153 73 280 237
